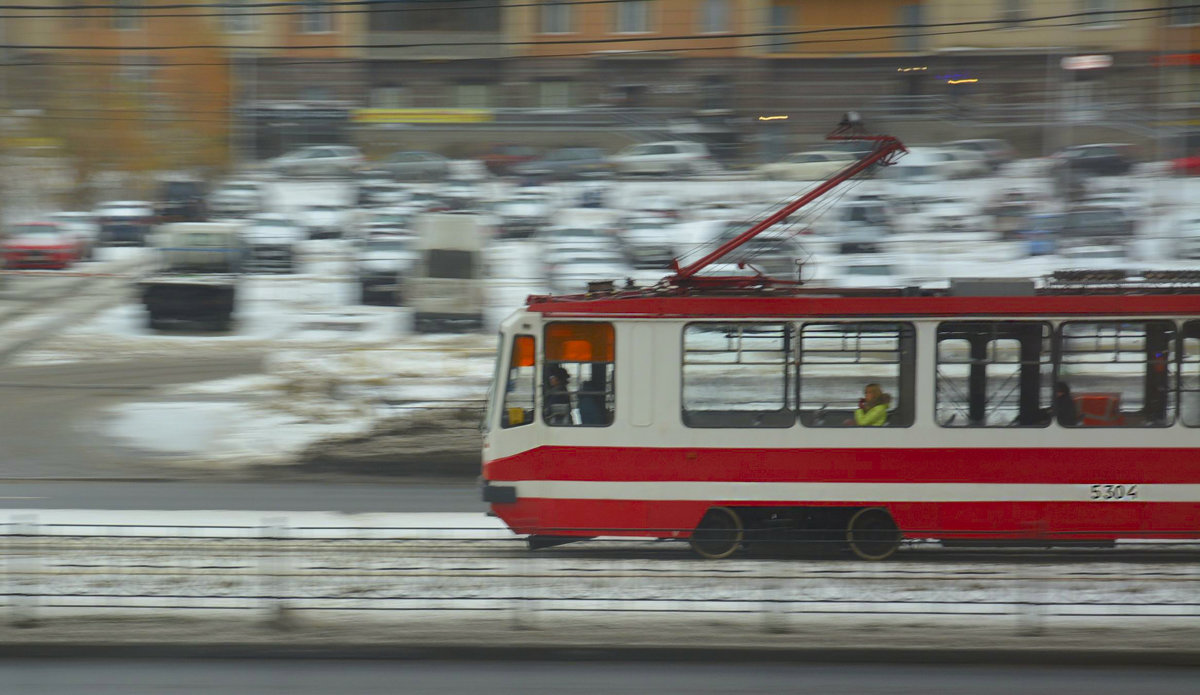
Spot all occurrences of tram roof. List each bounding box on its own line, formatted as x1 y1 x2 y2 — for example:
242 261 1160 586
526 276 1200 319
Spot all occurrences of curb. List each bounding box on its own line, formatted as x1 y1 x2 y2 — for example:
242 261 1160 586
0 643 1197 666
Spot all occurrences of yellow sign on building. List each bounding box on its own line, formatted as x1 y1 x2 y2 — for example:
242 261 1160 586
351 109 494 124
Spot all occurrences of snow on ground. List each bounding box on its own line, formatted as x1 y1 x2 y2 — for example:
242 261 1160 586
10 171 1200 468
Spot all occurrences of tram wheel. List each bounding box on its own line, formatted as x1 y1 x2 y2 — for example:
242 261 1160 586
845 507 901 561
689 506 744 559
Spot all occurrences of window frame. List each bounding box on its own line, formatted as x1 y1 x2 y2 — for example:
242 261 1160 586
1180 320 1200 427
681 322 794 429
224 0 259 33
935 321 1053 429
614 0 653 34
1055 320 1177 428
300 0 334 34
543 321 616 428
699 0 731 34
539 0 574 34
112 0 142 31
796 321 916 429
501 334 537 429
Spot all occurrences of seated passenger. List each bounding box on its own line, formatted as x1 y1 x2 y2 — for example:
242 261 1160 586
1055 381 1079 427
849 383 891 427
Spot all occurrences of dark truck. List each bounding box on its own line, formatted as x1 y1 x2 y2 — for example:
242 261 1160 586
156 177 208 223
139 222 242 331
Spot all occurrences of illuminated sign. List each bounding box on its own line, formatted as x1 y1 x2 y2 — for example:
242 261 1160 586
351 109 494 124
757 115 789 121
1061 55 1113 70
947 78 979 85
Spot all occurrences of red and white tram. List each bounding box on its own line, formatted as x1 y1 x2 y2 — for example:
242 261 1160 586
480 119 1200 559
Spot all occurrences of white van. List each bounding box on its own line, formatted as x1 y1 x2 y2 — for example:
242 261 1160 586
406 213 486 332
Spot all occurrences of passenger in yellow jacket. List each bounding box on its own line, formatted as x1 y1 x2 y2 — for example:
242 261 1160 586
852 383 891 426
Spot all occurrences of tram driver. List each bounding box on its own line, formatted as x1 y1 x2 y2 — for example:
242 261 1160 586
848 383 891 426
545 365 574 425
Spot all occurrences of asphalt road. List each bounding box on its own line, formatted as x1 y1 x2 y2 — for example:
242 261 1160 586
0 480 483 512
0 659 1196 695
0 356 266 479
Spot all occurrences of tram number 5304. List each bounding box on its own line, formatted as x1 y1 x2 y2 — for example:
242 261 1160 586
1090 484 1139 501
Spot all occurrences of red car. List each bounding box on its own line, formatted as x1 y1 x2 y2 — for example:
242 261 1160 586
1 222 82 269
1172 155 1200 176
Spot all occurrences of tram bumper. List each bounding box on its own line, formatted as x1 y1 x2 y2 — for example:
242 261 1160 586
481 480 517 504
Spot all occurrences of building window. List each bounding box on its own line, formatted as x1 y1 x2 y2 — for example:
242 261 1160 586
224 0 258 33
683 323 792 428
1182 321 1200 426
455 83 492 108
1056 321 1176 427
540 0 573 33
897 3 923 52
1082 0 1117 26
615 0 652 33
700 0 730 33
113 0 142 31
544 323 615 427
502 335 536 428
936 322 1052 428
797 322 915 428
537 80 574 108
301 0 333 34
767 2 792 53
1000 0 1025 27
1168 0 1200 26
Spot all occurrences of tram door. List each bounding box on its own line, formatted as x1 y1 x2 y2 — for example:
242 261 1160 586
935 321 1053 534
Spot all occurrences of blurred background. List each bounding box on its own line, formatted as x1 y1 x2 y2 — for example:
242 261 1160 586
0 3 1198 687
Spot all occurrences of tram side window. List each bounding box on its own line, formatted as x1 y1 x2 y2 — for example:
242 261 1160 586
682 323 792 428
544 322 615 427
502 335 536 429
1182 322 1200 427
798 322 915 428
1057 321 1175 427
936 322 1052 427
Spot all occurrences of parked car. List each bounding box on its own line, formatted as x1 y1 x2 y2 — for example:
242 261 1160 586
943 139 1015 171
758 150 856 180
94 200 156 246
493 190 553 239
357 235 417 305
609 141 713 176
879 147 958 183
1052 143 1136 177
1172 155 1200 176
156 177 207 222
618 216 677 269
481 144 539 176
1 222 82 269
297 204 351 239
382 151 450 182
547 254 633 295
1058 205 1137 248
209 180 265 218
241 214 305 273
357 178 411 207
47 212 100 260
939 148 991 178
268 145 364 177
511 147 610 181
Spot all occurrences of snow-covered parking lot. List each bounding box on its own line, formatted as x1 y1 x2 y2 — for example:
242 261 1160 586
3 169 1200 471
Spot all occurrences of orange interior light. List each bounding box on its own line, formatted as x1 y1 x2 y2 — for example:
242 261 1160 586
513 335 535 368
545 322 614 362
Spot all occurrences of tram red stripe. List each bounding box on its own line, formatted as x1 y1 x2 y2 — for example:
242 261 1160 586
484 447 1200 485
529 294 1200 318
